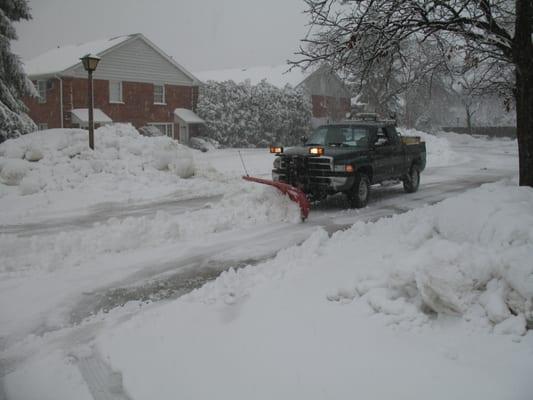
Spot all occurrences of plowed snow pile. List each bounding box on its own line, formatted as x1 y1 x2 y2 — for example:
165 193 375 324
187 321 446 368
95 180 533 400
324 181 533 332
398 127 462 167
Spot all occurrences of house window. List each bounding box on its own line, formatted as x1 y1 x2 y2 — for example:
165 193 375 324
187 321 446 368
38 123 48 130
148 123 174 137
109 81 123 103
37 80 47 103
154 84 165 104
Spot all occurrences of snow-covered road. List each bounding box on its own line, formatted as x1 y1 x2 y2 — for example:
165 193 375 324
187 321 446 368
0 131 524 400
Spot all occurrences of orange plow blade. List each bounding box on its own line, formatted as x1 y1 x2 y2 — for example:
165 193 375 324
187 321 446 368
242 176 310 221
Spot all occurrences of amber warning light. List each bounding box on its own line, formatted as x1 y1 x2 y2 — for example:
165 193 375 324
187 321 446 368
270 146 284 154
309 147 325 156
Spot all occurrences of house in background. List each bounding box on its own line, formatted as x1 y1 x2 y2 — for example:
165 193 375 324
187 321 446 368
23 33 203 143
194 64 351 127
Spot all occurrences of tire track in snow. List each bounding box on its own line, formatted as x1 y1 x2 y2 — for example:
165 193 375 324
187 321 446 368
76 351 132 400
0 195 222 237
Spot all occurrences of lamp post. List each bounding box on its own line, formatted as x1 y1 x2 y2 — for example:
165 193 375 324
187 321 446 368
80 54 101 150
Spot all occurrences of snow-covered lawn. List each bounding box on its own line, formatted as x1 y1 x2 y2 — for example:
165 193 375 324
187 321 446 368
1 124 530 399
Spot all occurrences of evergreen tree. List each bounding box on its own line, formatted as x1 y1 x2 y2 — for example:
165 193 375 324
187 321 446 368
0 0 36 143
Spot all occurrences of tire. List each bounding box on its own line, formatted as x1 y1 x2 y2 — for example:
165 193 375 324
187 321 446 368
403 164 420 193
348 172 370 208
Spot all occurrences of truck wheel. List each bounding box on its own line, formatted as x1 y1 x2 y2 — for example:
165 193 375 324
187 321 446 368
348 173 370 208
403 165 420 193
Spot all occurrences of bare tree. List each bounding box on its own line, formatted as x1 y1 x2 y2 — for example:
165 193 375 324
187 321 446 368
291 0 533 187
446 67 485 134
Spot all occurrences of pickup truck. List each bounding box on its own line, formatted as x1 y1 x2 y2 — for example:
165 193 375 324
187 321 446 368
271 117 426 208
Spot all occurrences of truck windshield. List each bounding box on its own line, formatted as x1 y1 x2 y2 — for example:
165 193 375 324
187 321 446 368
306 125 370 148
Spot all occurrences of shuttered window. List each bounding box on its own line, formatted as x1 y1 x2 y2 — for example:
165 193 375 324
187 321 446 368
109 81 123 103
153 84 165 104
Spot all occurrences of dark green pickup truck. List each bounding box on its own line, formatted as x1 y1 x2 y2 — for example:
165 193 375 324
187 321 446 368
271 118 426 208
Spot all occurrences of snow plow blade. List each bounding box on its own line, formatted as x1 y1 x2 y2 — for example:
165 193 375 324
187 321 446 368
242 176 310 221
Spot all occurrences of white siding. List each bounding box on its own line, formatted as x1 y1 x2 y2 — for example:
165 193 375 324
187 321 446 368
66 37 194 85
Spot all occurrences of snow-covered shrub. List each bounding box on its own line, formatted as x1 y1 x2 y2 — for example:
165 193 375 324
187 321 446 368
0 159 29 185
126 142 143 156
152 139 177 171
19 175 42 195
0 140 26 159
24 145 43 162
151 136 194 177
189 137 219 152
169 156 194 179
197 80 311 147
138 125 164 137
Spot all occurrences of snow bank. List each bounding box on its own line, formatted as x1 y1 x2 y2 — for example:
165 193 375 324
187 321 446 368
0 124 195 195
399 127 463 167
0 184 300 275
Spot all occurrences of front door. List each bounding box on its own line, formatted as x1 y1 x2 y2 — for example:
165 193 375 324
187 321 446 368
179 124 189 144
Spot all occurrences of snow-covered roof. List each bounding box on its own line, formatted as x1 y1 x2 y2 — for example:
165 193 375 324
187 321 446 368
174 108 205 124
194 65 310 89
71 108 112 124
24 35 134 77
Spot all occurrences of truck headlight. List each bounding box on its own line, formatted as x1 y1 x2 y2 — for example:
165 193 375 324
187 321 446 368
309 147 324 156
273 157 281 169
334 164 354 172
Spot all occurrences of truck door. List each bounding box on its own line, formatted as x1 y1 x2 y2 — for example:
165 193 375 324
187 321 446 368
384 126 407 178
372 127 397 181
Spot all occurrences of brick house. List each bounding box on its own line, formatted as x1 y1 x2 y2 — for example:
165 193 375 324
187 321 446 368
195 64 351 127
23 33 202 143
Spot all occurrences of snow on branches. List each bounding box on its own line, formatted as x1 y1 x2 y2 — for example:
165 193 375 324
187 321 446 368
197 80 312 147
0 0 36 142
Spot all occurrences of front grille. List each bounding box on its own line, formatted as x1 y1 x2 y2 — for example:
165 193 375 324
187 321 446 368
277 156 333 189
307 157 332 176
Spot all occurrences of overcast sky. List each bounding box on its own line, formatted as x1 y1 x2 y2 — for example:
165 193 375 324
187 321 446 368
13 0 310 72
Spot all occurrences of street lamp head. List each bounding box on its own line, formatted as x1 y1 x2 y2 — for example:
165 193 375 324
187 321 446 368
80 54 101 72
